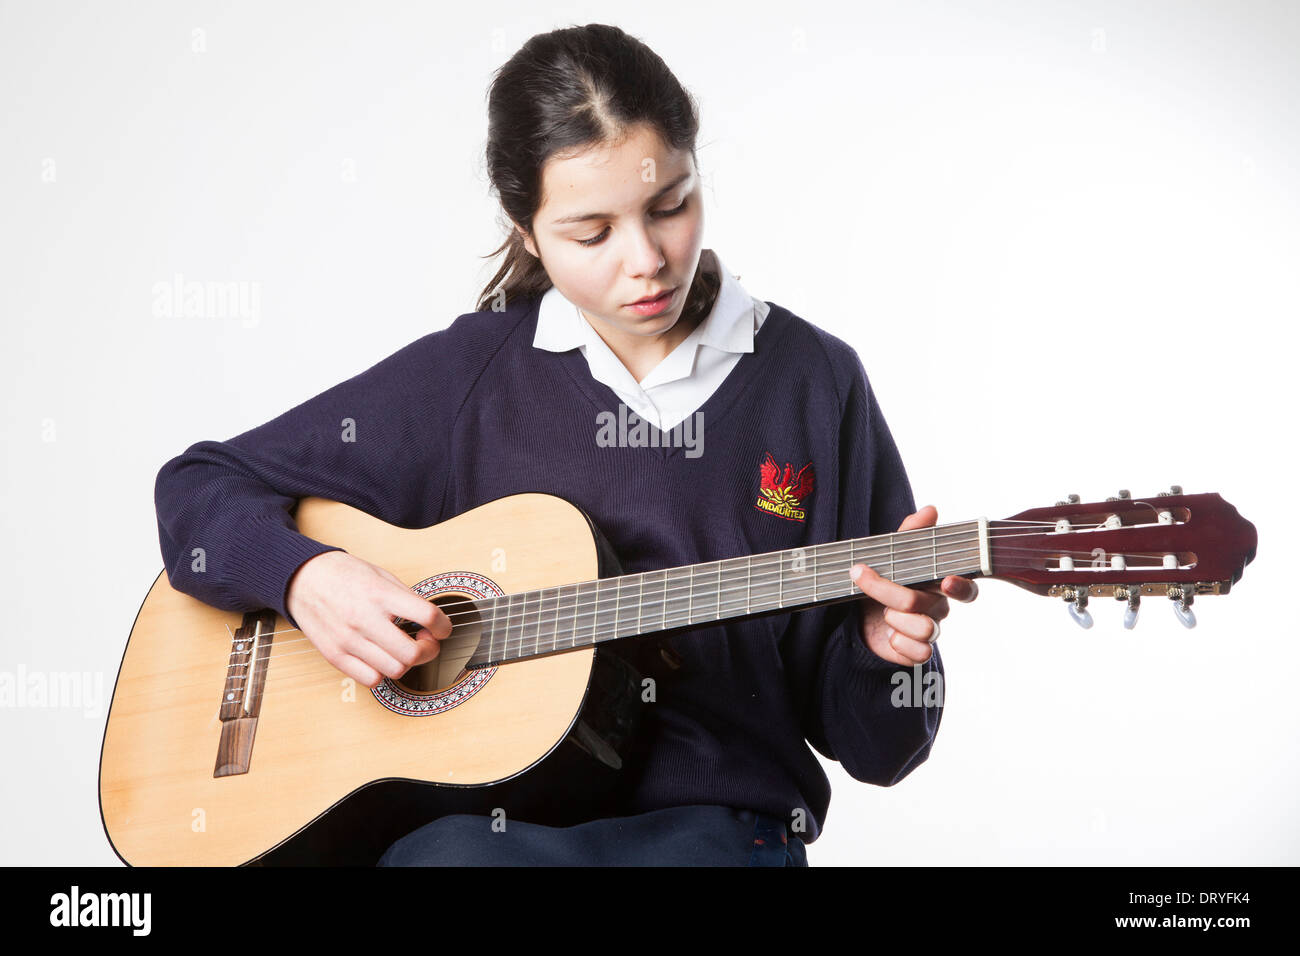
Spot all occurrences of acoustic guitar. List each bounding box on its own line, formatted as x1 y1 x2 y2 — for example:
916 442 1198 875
99 487 1257 866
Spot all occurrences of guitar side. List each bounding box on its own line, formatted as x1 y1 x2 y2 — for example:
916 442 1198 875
99 493 635 866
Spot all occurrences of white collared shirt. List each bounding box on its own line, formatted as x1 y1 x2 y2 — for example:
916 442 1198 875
532 250 770 433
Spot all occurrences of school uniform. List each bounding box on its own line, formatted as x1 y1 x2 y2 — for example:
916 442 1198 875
154 248 943 866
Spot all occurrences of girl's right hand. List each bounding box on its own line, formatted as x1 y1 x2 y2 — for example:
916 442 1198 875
285 550 451 688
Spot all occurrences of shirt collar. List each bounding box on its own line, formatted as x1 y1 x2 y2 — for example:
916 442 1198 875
532 249 757 359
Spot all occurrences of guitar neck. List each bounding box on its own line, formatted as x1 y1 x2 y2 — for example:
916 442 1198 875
466 519 991 667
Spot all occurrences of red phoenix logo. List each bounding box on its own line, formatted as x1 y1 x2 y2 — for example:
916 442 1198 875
755 452 815 522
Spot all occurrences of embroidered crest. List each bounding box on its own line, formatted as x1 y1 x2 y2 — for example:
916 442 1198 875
754 452 815 522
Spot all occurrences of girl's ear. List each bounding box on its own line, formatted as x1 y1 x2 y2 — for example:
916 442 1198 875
511 221 539 259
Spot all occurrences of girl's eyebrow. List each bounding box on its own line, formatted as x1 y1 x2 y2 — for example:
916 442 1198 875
551 170 693 225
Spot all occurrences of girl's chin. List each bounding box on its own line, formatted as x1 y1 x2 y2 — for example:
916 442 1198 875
588 307 681 337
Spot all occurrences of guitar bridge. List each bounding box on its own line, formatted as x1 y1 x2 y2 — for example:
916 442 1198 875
214 609 277 777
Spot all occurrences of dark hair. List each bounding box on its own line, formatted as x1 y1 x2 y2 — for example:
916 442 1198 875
476 23 720 324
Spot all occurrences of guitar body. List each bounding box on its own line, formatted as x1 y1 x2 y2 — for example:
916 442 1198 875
100 493 648 867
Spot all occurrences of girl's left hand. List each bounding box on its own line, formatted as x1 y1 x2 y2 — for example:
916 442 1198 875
848 505 980 666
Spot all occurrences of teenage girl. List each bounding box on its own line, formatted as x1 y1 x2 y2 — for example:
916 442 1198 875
154 22 978 867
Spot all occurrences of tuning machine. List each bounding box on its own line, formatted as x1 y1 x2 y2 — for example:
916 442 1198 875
1168 584 1197 628
1116 586 1140 629
1055 493 1081 507
1157 485 1184 497
1062 587 1093 629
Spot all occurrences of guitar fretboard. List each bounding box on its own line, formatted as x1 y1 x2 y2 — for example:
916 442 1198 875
465 519 988 668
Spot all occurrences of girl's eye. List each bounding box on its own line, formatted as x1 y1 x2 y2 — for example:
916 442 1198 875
575 198 689 247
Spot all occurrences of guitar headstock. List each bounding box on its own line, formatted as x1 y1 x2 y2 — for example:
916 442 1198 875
987 487 1257 630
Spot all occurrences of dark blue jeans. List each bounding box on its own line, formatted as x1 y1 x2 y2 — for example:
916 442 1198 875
376 804 808 866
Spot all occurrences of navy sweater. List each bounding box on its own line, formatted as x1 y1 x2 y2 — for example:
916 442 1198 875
153 294 943 843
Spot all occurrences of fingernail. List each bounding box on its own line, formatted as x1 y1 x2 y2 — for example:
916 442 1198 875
849 565 863 582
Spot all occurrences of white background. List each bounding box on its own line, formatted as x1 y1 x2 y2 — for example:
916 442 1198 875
1 0 1295 866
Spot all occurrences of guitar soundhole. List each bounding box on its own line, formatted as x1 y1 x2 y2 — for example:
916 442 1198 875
391 593 484 696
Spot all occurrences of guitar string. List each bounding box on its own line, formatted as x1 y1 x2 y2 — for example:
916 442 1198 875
236 528 1181 645
217 534 1155 697
218 554 1183 695
219 547 987 678
217 537 1182 682
217 518 1166 647
208 527 1074 652
214 528 1190 675
215 550 993 695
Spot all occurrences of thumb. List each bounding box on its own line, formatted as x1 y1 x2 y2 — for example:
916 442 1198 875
898 505 938 531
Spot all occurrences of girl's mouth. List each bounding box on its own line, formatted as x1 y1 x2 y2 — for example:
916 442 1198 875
625 287 677 316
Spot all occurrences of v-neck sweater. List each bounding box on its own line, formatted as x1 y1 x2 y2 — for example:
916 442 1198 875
153 293 943 844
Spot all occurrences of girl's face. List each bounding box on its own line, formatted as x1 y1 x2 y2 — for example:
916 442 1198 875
517 123 705 346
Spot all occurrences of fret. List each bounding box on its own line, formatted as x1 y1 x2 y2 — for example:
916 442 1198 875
537 586 558 655
555 583 577 650
659 568 668 632
637 569 666 635
842 538 852 598
687 565 694 624
931 527 937 581
746 556 752 613
614 575 621 638
594 578 620 642
504 592 522 660
813 547 820 601
634 572 644 639
634 571 643 636
889 532 895 580
496 594 509 660
574 579 597 647
616 573 641 639
786 547 812 605
713 561 722 623
717 557 747 619
826 544 839 601
520 589 539 657
824 540 851 597
664 566 692 629
486 597 498 661
749 553 780 613
697 561 720 625
903 529 928 581
844 540 859 596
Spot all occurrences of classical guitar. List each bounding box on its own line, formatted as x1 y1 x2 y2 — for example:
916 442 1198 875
99 487 1256 866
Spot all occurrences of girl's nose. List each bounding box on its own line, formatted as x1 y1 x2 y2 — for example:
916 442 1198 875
622 227 666 277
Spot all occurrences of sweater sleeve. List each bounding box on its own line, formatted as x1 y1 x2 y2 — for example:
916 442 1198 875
780 347 944 786
153 313 492 627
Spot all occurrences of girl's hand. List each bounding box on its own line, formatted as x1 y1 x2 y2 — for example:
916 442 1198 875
286 550 451 687
848 505 979 666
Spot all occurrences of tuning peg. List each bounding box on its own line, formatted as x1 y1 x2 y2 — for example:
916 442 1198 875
1055 493 1082 507
1169 585 1197 629
1118 587 1140 629
1106 489 1132 502
1064 588 1093 628
1157 485 1184 497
